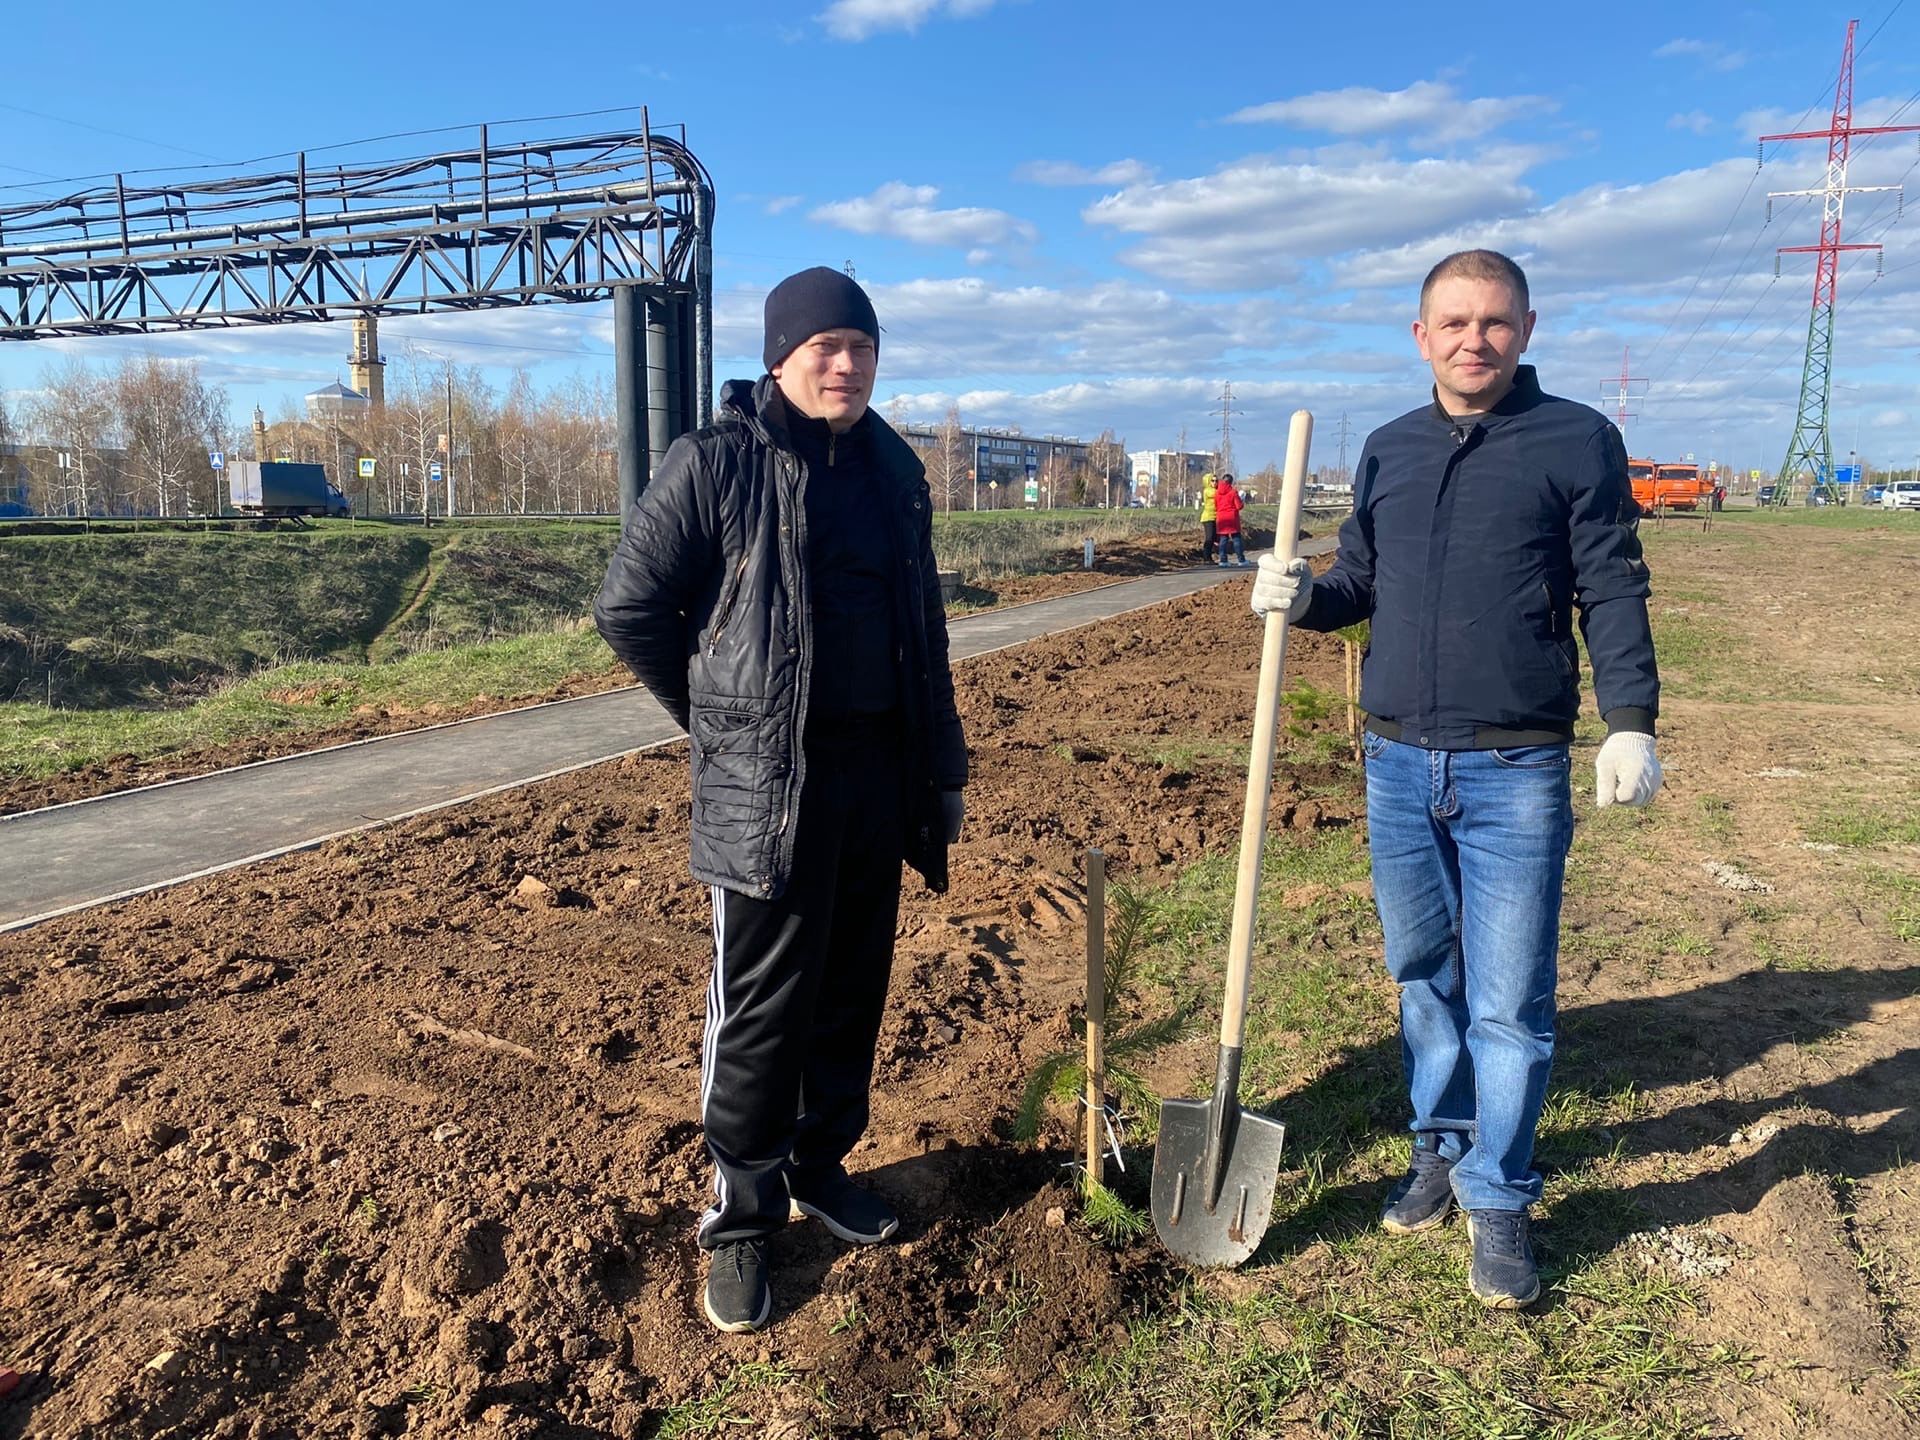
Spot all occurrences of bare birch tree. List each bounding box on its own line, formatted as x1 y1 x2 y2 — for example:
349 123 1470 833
28 358 117 516
1087 429 1126 507
113 356 226 517
925 403 968 513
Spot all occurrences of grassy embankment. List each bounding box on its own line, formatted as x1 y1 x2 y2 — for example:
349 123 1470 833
0 509 1199 781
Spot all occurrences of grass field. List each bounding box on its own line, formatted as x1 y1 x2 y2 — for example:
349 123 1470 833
1041 510 1920 1437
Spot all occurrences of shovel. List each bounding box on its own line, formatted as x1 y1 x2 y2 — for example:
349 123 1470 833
1151 408 1313 1267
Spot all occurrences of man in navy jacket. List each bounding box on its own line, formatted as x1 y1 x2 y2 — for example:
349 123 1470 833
1253 250 1661 1307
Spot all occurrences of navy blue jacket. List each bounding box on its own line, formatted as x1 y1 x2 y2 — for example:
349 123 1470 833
1299 366 1658 749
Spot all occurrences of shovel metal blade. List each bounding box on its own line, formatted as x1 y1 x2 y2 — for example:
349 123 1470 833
1151 1095 1286 1268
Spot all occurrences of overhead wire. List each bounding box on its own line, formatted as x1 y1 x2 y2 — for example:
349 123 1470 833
1647 189 1813 383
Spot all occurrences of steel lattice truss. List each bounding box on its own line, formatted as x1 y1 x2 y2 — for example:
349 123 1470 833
0 125 714 341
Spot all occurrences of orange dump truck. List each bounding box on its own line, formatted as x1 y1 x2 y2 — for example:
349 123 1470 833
1629 458 1656 507
1629 459 1710 511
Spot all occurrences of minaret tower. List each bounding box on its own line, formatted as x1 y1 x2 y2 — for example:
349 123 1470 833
349 271 385 411
349 312 386 411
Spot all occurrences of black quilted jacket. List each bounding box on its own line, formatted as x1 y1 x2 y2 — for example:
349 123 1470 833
593 377 967 899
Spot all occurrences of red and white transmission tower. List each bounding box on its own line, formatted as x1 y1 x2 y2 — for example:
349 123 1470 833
1599 346 1648 449
1760 18 1918 503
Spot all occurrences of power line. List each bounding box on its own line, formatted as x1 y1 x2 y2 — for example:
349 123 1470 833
1210 380 1241 473
1636 0 1909 378
0 102 222 161
1763 18 1919 499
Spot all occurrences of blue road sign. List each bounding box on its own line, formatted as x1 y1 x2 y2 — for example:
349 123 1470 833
429 461 443 482
209 450 224 470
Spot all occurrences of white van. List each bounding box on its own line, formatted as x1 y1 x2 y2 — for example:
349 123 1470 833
1881 480 1920 511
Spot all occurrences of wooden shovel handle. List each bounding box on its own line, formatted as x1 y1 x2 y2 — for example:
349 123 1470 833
1219 410 1313 1049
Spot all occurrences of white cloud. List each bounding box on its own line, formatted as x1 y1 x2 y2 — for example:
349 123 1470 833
763 194 804 215
1015 158 1155 187
811 182 1037 256
818 0 1002 42
1654 38 1748 72
712 274 1322 386
1226 80 1555 145
1328 156 1796 296
1668 111 1715 136
1083 149 1541 289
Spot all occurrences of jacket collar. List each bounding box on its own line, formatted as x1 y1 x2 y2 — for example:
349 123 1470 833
1428 364 1545 434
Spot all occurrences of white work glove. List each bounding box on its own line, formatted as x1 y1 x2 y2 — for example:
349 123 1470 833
1251 555 1313 621
940 790 965 844
1595 732 1662 808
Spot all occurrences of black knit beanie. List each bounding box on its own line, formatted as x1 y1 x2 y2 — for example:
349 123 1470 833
763 267 880 372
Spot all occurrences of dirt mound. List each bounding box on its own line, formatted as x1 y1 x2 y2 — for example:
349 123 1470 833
0 575 1354 1438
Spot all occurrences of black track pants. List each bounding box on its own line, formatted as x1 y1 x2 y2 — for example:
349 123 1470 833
697 721 906 1247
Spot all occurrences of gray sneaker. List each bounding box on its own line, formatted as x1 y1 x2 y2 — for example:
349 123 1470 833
703 1238 772 1332
1467 1209 1541 1308
1380 1131 1457 1233
788 1169 900 1245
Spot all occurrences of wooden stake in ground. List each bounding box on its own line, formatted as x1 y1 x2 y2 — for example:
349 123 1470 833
1085 846 1106 1186
1344 636 1360 760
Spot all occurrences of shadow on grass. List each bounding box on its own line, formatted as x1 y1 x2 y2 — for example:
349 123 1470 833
1245 961 1920 1273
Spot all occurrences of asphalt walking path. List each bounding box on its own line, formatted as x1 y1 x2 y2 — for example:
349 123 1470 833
2 546 1334 932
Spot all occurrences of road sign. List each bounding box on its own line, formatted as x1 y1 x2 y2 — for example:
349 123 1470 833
209 450 224 470
429 461 443 482
1834 465 1859 486
358 457 377 480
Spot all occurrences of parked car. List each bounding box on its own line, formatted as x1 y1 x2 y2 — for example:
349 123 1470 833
1806 485 1839 507
1866 484 1888 505
1881 480 1920 511
1756 484 1778 506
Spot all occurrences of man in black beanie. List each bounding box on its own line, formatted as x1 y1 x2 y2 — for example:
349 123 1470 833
594 267 968 1333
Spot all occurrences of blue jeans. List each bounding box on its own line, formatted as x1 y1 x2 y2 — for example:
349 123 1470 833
1362 731 1573 1211
1217 531 1245 564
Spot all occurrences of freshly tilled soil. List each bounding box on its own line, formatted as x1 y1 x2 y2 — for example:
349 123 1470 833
0 571 1351 1439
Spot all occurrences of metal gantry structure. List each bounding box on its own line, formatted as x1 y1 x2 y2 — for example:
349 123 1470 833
1759 20 1917 503
0 118 715 511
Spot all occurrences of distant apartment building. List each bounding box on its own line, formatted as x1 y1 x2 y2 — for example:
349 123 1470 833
897 422 1108 507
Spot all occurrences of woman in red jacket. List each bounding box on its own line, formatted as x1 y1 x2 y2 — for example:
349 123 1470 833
1214 473 1247 566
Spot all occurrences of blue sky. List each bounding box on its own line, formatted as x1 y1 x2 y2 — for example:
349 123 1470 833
4 0 1918 476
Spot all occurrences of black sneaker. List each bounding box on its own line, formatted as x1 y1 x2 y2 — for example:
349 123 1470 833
1467 1209 1541 1308
1380 1131 1457 1234
703 1238 772 1333
788 1169 900 1245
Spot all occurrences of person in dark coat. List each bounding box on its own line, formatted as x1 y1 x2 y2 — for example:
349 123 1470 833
594 267 967 1333
1252 250 1661 1309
